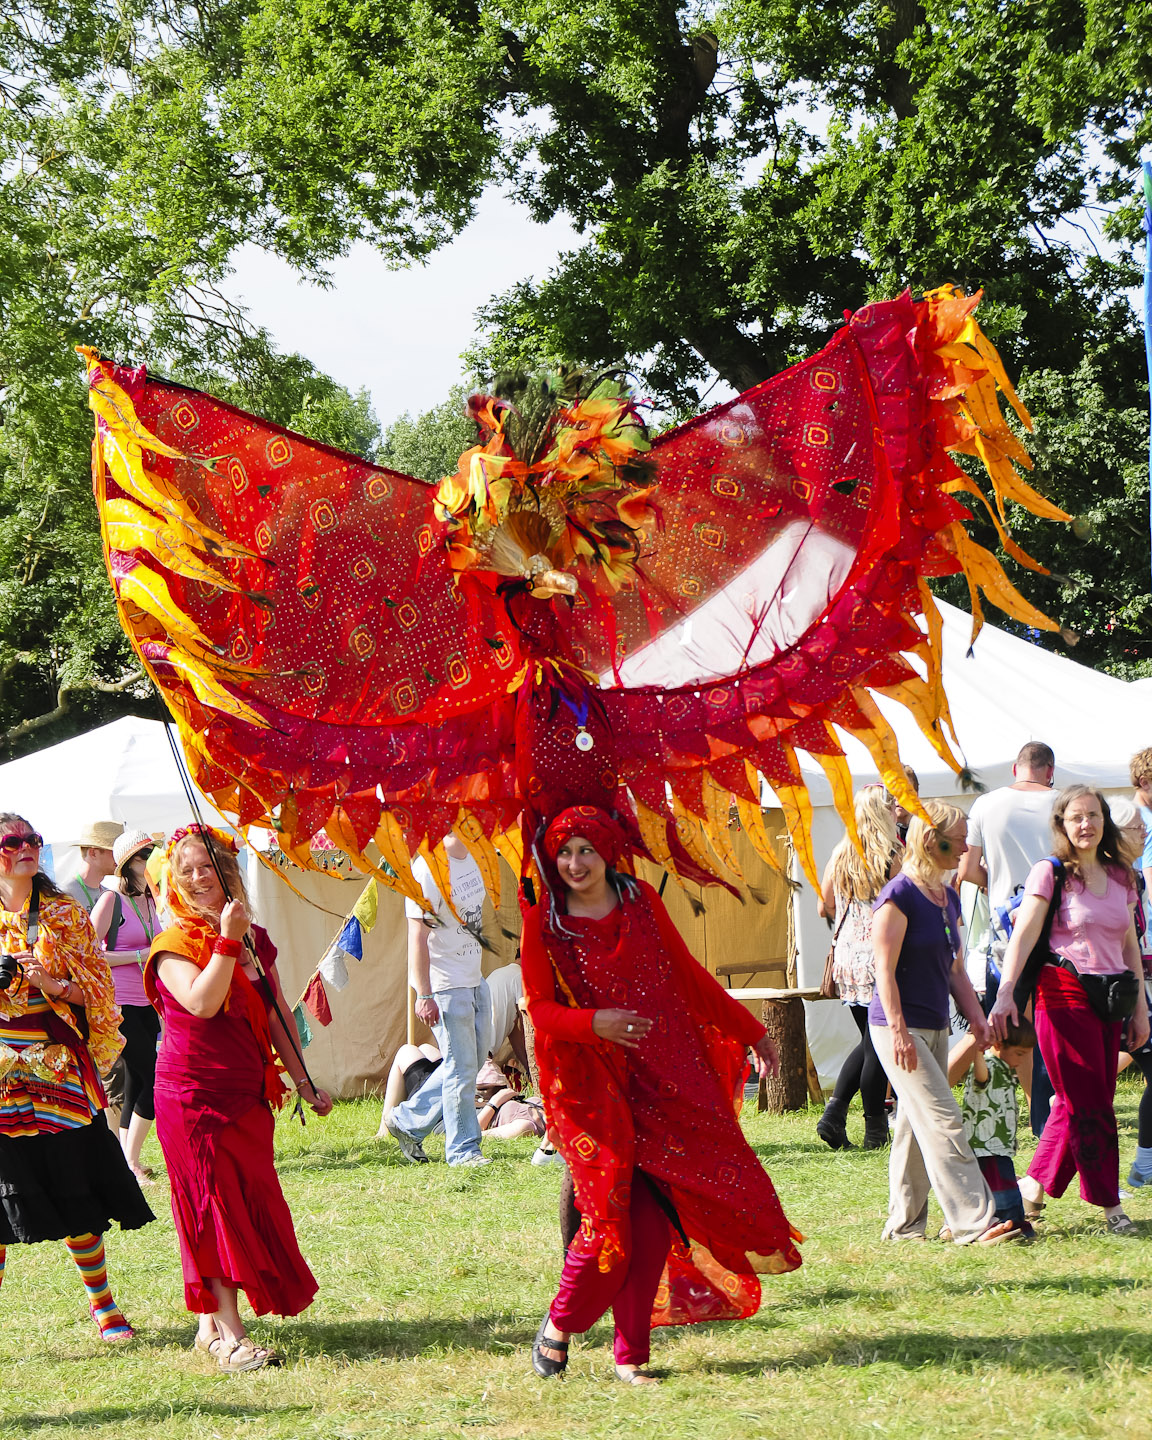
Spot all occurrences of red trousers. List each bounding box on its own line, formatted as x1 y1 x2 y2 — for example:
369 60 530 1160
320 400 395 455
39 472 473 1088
1027 965 1122 1209
549 1170 671 1366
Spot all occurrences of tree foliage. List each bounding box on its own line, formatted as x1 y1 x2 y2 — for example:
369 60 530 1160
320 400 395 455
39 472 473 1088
0 0 382 754
2 0 1150 763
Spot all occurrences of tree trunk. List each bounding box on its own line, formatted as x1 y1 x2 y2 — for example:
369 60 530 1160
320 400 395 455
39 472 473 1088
757 997 809 1113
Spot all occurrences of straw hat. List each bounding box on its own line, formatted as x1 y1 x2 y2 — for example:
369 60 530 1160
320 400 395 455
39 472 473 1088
113 829 157 878
77 821 124 851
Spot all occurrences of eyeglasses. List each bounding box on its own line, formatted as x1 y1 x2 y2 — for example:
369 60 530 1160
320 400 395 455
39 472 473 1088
0 832 43 854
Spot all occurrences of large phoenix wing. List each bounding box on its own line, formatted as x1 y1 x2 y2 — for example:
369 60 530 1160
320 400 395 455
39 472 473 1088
82 286 1067 897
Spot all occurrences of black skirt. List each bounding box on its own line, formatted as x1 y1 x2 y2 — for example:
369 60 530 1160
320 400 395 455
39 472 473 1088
0 1112 155 1244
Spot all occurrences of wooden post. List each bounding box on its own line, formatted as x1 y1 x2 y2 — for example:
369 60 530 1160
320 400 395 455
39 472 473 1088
519 997 538 1092
758 997 810 1113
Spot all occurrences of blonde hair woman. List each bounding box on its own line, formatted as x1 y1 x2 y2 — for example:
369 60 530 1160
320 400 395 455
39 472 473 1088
815 788 900 1150
146 825 332 1371
869 801 1016 1244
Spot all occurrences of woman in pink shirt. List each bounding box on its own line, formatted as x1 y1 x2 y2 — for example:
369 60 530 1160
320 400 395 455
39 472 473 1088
91 832 161 1184
991 786 1149 1234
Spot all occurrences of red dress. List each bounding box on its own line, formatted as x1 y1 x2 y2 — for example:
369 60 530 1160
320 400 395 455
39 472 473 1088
522 880 802 1327
147 925 317 1316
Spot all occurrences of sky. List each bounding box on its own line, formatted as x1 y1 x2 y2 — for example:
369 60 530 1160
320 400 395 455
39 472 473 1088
221 191 580 432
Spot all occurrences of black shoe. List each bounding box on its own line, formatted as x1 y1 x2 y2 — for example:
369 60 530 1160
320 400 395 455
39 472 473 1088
532 1317 569 1378
862 1120 890 1149
815 1109 854 1151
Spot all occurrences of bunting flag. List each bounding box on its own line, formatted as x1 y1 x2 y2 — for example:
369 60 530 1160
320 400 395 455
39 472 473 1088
301 973 332 1028
295 877 378 1025
82 285 1069 896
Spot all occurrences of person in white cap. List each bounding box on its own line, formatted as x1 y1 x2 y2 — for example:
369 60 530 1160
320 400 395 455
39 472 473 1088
63 822 124 914
91 832 161 1184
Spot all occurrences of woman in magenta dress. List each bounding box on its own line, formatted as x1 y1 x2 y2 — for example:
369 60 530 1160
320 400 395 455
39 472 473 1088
522 805 802 1385
147 825 332 1372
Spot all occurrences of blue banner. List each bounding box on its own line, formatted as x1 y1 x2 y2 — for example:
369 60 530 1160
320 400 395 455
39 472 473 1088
1144 161 1152 592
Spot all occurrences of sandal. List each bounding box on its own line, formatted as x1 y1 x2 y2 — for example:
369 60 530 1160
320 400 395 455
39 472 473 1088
1106 1211 1138 1236
615 1365 660 1385
975 1221 1021 1245
532 1317 569 1378
193 1331 218 1354
209 1337 278 1373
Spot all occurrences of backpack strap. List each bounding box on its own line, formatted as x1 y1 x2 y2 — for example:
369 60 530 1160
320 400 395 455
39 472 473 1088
105 893 125 950
1011 857 1065 1012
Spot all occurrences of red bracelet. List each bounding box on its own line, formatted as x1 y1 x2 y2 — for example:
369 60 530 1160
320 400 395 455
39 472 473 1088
213 936 243 958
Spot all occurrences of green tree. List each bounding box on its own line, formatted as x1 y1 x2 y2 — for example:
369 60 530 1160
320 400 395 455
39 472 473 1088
3 0 1151 752
0 0 383 754
108 0 1151 664
378 387 477 483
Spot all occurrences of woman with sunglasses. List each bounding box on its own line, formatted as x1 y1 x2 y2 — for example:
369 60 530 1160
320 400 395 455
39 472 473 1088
869 801 1016 1245
0 813 153 1340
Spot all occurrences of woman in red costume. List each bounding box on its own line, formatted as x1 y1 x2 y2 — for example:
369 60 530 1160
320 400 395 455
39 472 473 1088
146 825 332 1372
522 805 802 1385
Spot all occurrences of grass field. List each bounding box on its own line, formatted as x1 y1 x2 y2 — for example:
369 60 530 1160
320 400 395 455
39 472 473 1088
3 1077 1152 1440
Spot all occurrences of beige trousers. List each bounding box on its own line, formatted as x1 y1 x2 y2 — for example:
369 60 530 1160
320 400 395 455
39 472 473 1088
870 1024 997 1243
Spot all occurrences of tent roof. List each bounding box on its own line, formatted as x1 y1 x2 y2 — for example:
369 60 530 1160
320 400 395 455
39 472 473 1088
788 601 1148 805
0 716 229 844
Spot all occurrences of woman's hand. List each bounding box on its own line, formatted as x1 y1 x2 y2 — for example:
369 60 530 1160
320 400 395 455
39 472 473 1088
219 899 250 943
302 1082 333 1117
22 958 75 1003
1127 1009 1150 1053
891 1023 918 1072
751 1034 780 1079
591 1009 652 1050
987 989 1019 1043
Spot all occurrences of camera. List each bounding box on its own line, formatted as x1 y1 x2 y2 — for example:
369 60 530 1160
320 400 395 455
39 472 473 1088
0 951 22 991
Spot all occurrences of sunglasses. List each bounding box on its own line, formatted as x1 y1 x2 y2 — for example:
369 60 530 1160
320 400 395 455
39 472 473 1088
0 832 44 854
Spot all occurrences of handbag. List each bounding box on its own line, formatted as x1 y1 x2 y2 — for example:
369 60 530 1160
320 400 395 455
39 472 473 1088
819 907 850 1000
1053 959 1140 1023
1010 858 1065 1013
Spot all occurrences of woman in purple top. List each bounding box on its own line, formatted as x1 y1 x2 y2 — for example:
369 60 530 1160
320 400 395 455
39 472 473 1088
990 786 1149 1235
869 800 1016 1245
91 831 162 1185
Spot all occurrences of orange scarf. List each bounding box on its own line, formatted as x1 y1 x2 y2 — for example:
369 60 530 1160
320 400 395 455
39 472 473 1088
145 919 285 1110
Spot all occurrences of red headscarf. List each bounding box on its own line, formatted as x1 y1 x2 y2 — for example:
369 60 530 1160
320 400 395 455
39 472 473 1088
543 805 626 867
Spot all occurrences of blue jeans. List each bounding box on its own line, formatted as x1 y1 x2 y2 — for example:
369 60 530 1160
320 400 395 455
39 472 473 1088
391 981 492 1164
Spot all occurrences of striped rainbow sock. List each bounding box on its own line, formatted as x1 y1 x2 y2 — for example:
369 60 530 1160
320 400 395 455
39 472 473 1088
0 1243 6 1292
64 1234 133 1341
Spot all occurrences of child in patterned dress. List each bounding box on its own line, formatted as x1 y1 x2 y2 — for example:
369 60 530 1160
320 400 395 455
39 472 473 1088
947 1016 1037 1238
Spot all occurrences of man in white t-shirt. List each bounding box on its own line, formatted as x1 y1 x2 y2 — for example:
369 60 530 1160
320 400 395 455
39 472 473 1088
957 740 1056 1131
385 833 494 1166
958 741 1057 925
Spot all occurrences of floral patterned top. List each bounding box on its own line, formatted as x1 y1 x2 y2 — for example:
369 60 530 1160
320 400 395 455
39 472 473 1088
830 897 878 1006
0 892 124 1074
960 1052 1018 1159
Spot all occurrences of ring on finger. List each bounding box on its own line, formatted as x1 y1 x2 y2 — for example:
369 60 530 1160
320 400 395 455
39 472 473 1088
626 1023 634 1033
